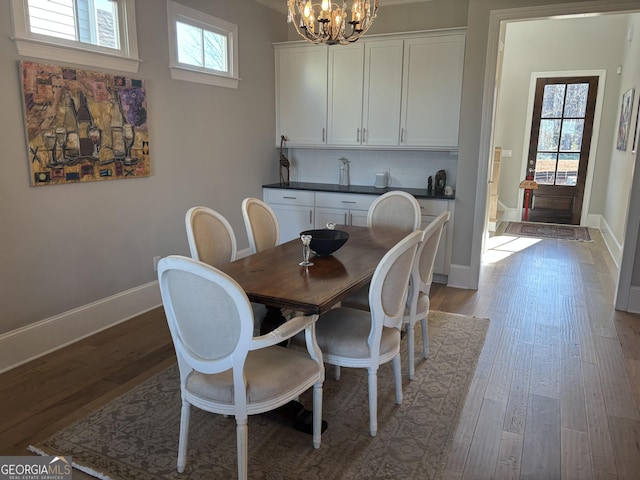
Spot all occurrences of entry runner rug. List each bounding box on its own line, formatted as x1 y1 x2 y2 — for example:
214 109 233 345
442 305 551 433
504 221 592 241
30 311 489 480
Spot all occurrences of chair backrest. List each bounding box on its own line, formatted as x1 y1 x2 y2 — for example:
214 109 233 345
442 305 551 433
242 198 280 254
185 206 237 267
416 210 450 293
158 255 254 379
369 230 423 330
367 191 421 232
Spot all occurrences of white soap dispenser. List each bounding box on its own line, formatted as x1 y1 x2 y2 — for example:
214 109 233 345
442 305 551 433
339 157 350 186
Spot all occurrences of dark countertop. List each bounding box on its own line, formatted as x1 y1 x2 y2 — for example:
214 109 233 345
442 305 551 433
262 181 454 200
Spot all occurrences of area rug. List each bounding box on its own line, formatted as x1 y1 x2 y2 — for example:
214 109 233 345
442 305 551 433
30 311 489 480
504 221 592 241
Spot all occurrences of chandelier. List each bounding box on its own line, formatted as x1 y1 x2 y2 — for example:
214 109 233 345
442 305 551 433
287 0 380 46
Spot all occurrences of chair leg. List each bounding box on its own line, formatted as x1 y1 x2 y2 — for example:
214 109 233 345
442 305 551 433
313 382 323 449
236 416 249 480
177 399 191 473
367 368 378 437
421 317 429 358
393 354 403 406
406 322 415 380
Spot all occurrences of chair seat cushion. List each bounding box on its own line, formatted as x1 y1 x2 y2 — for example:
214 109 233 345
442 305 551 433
315 307 400 359
186 346 320 404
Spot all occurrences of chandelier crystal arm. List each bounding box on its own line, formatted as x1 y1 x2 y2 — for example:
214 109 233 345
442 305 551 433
287 0 379 46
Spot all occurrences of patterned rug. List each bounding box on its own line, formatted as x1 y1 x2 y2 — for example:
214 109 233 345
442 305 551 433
504 221 592 241
30 311 489 480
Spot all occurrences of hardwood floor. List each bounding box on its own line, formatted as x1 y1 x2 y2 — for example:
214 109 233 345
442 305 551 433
1 226 639 479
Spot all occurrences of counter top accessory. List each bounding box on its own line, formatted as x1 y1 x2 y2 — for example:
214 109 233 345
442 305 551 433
339 157 350 187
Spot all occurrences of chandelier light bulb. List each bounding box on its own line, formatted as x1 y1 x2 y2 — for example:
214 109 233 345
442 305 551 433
287 0 379 45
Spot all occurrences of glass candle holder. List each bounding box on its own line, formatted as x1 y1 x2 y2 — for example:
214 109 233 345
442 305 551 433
300 234 314 266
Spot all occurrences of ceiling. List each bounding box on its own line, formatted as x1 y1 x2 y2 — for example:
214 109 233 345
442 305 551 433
254 0 430 14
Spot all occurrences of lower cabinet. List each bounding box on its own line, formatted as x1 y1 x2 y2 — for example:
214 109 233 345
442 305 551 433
263 188 315 243
314 192 375 228
263 188 454 281
418 198 455 278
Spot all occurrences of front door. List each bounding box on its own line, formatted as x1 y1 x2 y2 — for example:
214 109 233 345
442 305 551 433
524 76 598 224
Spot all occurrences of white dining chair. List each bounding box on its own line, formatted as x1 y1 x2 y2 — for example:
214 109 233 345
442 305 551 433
241 197 280 254
158 255 324 480
185 206 267 330
341 190 421 312
404 210 450 379
185 206 237 266
367 190 422 232
314 229 422 437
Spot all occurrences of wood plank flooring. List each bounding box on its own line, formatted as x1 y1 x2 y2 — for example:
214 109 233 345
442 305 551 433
1 226 640 479
438 227 640 480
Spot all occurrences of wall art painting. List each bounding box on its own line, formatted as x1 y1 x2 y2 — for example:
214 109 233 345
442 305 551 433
20 61 150 186
617 88 634 151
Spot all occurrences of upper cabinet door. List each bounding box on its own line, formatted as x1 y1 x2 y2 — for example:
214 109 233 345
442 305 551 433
400 34 465 148
362 39 404 146
275 44 328 146
327 43 365 146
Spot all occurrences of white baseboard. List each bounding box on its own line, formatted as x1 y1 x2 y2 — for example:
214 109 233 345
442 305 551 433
597 215 622 268
447 263 475 289
627 286 640 314
0 281 162 374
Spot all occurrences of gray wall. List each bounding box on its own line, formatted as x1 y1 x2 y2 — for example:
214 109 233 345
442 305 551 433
0 0 287 334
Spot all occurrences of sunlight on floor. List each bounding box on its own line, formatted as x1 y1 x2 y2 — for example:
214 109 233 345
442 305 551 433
483 234 542 264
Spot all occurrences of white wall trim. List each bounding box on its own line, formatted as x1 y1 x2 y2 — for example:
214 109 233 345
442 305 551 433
0 282 162 374
627 286 640 313
447 263 474 289
599 214 623 268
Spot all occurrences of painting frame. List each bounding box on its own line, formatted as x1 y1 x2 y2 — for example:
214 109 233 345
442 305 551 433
20 61 151 186
617 88 634 151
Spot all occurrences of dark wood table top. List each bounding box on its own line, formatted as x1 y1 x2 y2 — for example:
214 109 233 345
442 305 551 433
218 225 409 315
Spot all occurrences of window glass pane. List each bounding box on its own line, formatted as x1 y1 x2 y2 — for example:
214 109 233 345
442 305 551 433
176 21 203 67
535 152 557 185
27 0 119 49
28 0 76 41
538 119 561 151
557 153 580 185
203 30 227 72
560 119 584 152
564 83 589 118
541 84 565 118
95 0 120 49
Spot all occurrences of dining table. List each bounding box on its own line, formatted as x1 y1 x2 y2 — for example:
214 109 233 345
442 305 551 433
217 224 409 434
217 224 410 316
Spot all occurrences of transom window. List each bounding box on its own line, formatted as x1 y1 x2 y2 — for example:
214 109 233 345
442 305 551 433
167 1 239 89
10 0 140 72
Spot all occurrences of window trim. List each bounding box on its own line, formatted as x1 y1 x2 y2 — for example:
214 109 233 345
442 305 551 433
10 0 141 73
167 1 240 89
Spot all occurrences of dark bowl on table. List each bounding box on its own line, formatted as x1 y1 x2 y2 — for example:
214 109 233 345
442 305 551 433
300 229 349 256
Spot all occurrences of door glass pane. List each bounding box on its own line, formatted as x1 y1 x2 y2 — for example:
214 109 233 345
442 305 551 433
541 84 566 118
535 152 557 185
538 119 561 151
564 83 589 117
557 153 580 185
560 119 584 152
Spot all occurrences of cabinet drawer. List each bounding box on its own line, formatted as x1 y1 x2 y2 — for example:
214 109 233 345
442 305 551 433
315 192 376 210
418 199 449 216
263 188 315 206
